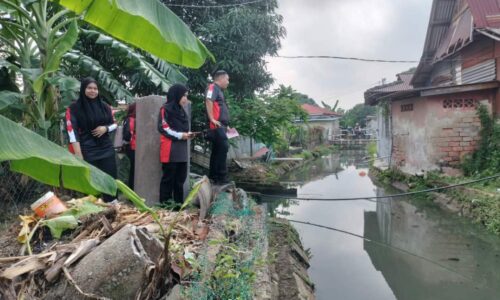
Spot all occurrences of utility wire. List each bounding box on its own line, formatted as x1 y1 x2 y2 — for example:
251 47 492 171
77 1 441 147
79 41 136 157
276 55 419 63
166 0 266 8
248 173 500 201
287 219 473 280
273 54 500 65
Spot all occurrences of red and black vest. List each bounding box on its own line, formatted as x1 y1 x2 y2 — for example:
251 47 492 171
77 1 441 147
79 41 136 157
157 102 189 163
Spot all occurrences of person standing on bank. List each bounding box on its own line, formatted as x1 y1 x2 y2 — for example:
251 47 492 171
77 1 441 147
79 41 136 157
122 102 136 190
205 70 230 185
158 84 194 204
66 77 118 202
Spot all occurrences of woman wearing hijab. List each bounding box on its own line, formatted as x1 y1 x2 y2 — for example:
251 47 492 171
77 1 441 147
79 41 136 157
157 84 193 204
66 77 118 202
122 103 137 190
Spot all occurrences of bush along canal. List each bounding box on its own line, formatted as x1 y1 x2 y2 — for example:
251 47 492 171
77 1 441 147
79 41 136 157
256 150 500 300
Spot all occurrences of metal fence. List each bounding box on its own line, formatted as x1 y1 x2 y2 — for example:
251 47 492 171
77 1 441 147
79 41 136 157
0 162 49 220
0 153 131 222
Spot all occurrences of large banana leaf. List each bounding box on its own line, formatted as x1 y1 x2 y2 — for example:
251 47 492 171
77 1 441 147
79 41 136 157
57 0 215 68
0 114 117 195
81 29 186 92
0 91 24 111
63 50 134 102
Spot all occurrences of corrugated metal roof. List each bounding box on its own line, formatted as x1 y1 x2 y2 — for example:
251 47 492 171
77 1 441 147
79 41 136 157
364 71 415 105
462 58 496 83
467 0 500 28
412 0 457 87
368 73 414 93
433 8 473 61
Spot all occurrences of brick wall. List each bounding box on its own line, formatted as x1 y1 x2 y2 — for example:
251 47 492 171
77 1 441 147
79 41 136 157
390 92 494 174
432 112 481 165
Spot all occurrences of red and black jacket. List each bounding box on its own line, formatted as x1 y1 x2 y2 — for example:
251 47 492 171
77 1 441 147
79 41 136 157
157 102 189 163
123 116 136 151
205 83 229 129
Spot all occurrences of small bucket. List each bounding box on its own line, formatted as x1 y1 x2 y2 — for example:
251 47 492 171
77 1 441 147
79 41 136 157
31 191 67 218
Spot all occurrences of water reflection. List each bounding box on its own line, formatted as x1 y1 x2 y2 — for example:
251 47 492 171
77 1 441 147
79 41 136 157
364 191 500 300
267 151 500 300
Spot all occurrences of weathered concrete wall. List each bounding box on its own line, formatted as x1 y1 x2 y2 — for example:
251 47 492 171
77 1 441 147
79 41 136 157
135 97 191 205
391 91 494 174
366 115 378 136
376 106 391 165
135 96 164 205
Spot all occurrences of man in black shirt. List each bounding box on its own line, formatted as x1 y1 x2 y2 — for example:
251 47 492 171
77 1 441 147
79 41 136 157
205 70 230 184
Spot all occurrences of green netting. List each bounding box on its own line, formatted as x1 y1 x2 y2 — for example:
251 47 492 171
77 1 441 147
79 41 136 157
183 190 266 300
209 192 254 218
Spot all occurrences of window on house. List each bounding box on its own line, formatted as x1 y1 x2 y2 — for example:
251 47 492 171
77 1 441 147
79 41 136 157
401 104 413 112
464 99 476 108
443 98 476 109
453 99 463 108
443 99 453 108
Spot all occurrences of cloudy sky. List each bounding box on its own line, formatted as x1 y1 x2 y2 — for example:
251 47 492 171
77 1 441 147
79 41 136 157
266 0 433 110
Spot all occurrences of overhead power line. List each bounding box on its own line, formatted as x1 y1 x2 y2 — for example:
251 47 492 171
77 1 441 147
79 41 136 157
166 0 267 8
274 54 500 65
276 55 419 63
287 219 473 280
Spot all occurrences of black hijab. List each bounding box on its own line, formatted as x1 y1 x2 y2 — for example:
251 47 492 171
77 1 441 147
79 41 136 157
166 84 188 105
164 84 189 131
71 77 113 133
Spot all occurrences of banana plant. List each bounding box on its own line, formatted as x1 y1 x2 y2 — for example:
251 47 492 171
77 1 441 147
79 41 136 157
79 29 187 91
0 0 79 136
0 0 213 138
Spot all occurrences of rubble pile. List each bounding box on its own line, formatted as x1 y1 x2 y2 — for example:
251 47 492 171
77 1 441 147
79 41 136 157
0 197 208 300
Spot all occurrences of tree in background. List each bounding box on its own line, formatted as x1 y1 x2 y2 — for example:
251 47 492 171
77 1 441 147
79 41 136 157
228 90 307 153
163 0 285 99
339 103 376 128
273 84 319 106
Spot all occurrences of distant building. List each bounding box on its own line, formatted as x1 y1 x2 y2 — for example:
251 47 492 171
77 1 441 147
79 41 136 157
300 104 342 142
365 0 500 174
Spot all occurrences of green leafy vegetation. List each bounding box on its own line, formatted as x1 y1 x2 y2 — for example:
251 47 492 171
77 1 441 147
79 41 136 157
164 0 284 99
0 0 211 138
340 103 376 128
462 105 500 176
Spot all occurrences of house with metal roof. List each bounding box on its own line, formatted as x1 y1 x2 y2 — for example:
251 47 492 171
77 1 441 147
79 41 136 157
365 0 500 174
300 104 342 142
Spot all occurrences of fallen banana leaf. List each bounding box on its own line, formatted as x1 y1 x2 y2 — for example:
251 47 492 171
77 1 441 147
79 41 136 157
62 197 105 219
17 215 37 243
42 215 78 239
0 252 56 280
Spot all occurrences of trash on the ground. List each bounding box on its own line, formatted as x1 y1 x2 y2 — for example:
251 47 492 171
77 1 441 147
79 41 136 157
31 191 67 218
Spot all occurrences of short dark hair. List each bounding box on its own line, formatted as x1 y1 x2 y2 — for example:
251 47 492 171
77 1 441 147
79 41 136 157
213 70 228 80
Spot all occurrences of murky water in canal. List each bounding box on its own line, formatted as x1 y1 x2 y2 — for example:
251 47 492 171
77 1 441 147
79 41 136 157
266 151 500 300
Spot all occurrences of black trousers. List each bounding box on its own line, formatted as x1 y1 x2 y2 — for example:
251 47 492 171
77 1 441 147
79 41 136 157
160 162 188 204
125 147 135 190
87 155 117 202
209 127 229 182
